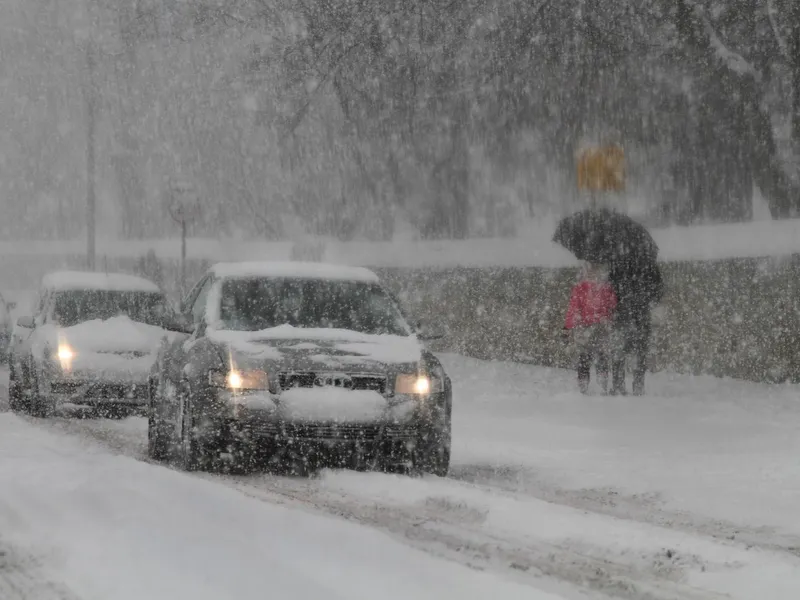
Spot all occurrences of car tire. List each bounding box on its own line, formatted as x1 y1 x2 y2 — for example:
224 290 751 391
413 425 451 477
147 378 170 461
177 380 208 472
8 363 28 413
29 372 55 418
413 402 452 477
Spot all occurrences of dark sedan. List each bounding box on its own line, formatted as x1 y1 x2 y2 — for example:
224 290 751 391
148 261 451 475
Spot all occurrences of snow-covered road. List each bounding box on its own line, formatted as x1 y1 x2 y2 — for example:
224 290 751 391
3 355 800 599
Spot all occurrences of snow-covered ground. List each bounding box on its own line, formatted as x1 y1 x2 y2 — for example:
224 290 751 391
0 402 541 600
4 354 800 599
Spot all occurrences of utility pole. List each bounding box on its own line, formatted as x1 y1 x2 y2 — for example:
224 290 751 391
85 40 97 270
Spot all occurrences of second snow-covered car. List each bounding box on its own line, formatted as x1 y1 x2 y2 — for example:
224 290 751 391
148 261 452 475
9 270 172 417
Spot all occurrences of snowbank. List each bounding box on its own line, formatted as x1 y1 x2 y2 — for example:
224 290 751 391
4 218 800 268
0 413 550 600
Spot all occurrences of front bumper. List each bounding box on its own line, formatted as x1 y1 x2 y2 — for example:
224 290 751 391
47 378 149 407
243 420 418 444
215 390 444 447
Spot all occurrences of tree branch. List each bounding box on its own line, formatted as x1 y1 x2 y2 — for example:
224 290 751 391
683 0 756 78
767 0 790 60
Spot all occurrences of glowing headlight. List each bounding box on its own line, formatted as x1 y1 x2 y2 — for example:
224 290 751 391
227 371 243 389
209 369 268 391
395 374 443 395
55 343 75 371
57 345 74 361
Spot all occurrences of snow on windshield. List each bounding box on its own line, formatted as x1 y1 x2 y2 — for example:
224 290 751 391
217 277 411 337
52 289 167 328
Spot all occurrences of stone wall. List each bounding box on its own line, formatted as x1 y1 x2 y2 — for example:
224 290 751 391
376 256 800 383
4 250 797 384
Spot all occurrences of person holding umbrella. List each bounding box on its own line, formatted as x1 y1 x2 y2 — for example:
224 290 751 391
553 208 664 395
608 253 664 395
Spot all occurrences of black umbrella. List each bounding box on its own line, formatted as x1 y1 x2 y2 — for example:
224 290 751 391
552 208 658 264
553 208 664 317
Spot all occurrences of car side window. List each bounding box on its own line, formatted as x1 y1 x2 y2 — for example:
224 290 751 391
181 277 207 313
35 290 46 315
34 290 49 324
190 278 213 324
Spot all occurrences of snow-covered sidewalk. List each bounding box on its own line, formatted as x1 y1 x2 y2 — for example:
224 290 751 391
0 413 548 600
442 354 800 538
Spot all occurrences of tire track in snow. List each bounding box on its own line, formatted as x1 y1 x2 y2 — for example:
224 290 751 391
0 540 79 600
14 410 727 600
216 474 729 600
7 402 790 600
449 463 800 559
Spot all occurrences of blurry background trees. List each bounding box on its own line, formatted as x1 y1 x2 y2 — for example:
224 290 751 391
1 0 798 240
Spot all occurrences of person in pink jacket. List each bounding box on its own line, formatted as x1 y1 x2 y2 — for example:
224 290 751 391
563 262 618 394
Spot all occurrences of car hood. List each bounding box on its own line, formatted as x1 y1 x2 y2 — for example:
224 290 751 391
207 324 423 373
49 316 172 355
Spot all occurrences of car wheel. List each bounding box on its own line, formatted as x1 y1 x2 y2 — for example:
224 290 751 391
413 418 451 477
176 380 208 472
147 378 170 461
8 363 28 413
29 371 55 418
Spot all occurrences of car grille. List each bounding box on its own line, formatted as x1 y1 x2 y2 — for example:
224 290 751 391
84 383 148 400
50 382 82 395
278 372 387 395
248 422 416 442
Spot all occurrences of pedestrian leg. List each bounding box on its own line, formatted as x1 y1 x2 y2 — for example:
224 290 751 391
609 324 628 395
576 351 591 394
596 351 610 395
631 321 651 396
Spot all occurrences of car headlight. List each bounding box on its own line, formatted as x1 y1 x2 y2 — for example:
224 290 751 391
209 369 269 391
395 373 443 395
55 343 75 370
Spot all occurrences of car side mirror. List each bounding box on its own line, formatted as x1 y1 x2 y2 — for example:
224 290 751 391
416 321 445 341
163 313 195 335
16 316 34 329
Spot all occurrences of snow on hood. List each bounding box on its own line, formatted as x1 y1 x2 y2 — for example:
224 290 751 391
278 388 387 422
208 324 422 365
55 316 169 355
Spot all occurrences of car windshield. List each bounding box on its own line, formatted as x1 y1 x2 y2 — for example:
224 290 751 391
51 290 167 327
218 277 412 336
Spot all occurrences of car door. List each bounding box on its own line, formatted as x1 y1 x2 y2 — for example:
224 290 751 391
160 275 214 431
12 288 48 374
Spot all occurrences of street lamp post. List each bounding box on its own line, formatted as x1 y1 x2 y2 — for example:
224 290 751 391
167 179 200 296
85 40 97 270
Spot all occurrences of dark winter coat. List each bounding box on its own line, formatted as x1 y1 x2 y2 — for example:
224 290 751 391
609 259 664 325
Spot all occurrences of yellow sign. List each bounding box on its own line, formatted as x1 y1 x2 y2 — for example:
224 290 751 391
576 145 625 192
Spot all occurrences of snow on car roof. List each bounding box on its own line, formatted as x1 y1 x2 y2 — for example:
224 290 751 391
41 271 161 293
210 261 380 283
